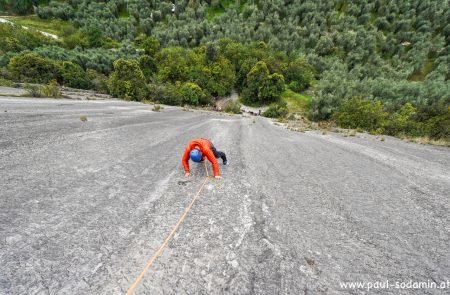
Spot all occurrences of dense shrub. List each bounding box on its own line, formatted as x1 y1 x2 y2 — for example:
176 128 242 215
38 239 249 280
415 99 450 140
86 69 108 93
0 23 55 53
33 45 138 75
156 47 194 83
8 52 61 83
180 82 209 106
311 73 450 121
385 103 417 136
333 97 388 133
0 78 12 87
262 101 289 118
108 59 146 101
141 36 160 57
0 0 42 14
223 101 242 114
148 83 182 105
60 61 90 89
139 55 157 79
426 107 450 140
37 1 75 20
63 31 89 49
189 57 236 97
283 58 314 92
241 61 285 105
24 83 43 97
42 80 62 98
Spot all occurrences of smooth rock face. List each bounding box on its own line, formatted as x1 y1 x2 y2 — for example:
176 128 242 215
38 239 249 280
1 97 449 295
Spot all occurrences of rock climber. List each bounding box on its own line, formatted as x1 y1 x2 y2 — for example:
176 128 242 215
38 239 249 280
182 138 227 179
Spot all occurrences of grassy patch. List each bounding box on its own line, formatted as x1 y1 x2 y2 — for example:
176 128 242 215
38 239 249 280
0 78 13 87
400 136 450 147
281 89 312 115
223 100 241 114
3 15 73 36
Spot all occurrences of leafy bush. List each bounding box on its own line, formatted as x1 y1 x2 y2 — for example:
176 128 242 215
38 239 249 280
416 99 450 140
60 61 90 89
311 73 450 121
33 45 138 75
241 61 285 105
223 101 241 114
36 1 74 20
141 36 160 57
156 47 192 83
189 57 236 97
139 55 157 79
86 69 108 93
0 0 40 14
147 83 182 106
0 23 55 53
63 31 89 49
108 59 146 101
385 103 417 136
263 101 289 118
8 52 61 83
42 80 62 98
283 58 314 92
24 84 43 97
334 97 388 132
180 82 209 106
0 77 13 87
426 107 450 140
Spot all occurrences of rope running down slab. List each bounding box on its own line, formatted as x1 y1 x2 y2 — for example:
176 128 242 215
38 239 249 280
125 162 212 295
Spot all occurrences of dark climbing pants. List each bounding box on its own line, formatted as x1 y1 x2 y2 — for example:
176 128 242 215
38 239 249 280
210 143 227 163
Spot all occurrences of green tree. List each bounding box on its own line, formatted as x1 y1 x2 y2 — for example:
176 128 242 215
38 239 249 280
241 61 285 105
180 82 209 106
142 36 160 56
283 58 314 92
10 0 34 14
156 47 191 83
189 56 235 97
108 59 146 101
81 24 104 48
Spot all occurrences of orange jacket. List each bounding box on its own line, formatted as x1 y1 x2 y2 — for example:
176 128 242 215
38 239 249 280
182 138 220 176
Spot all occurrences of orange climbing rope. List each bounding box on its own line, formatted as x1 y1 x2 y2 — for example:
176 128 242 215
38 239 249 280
125 163 212 295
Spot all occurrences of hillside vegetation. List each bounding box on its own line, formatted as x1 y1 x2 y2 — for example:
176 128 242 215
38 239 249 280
0 0 448 140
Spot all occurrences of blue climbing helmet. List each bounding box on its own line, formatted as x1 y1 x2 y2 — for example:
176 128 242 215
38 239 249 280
190 148 202 162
